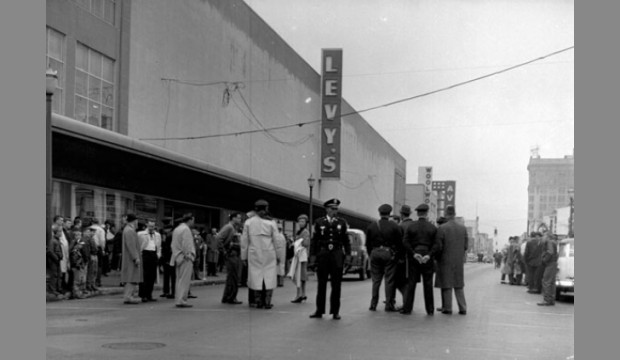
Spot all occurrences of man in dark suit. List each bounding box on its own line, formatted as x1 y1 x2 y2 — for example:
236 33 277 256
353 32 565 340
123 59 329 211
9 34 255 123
524 232 544 294
309 199 351 320
365 204 404 312
434 206 468 315
401 203 439 315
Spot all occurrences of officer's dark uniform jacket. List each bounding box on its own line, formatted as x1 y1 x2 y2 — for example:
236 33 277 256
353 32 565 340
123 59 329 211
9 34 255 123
310 216 351 263
402 218 438 259
366 218 404 258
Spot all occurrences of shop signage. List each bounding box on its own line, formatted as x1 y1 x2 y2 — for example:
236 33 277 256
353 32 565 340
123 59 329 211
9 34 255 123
320 49 343 178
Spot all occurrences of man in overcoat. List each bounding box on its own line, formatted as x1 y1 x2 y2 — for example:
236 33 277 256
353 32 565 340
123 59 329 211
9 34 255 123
120 214 142 304
434 206 468 315
538 233 559 306
240 200 279 309
308 198 352 320
170 213 196 308
524 232 544 294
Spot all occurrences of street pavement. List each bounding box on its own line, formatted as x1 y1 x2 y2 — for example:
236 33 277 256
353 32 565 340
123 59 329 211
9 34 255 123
46 263 574 360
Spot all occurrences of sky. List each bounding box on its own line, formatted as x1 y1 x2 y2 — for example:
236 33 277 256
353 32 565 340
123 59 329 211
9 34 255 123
243 0 574 247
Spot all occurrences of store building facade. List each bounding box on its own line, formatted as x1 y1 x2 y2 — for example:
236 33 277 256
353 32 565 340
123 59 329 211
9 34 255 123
47 0 406 232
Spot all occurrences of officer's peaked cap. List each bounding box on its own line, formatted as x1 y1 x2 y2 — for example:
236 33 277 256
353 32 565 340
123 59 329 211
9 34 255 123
324 198 341 208
415 203 429 212
378 204 392 214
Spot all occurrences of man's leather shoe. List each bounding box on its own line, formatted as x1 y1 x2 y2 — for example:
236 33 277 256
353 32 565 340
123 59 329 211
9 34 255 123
385 307 398 312
368 305 377 311
427 312 434 316
458 311 467 315
148 298 157 302
123 300 140 304
332 314 341 320
175 303 193 308
188 294 197 299
441 310 453 314
399 310 412 315
160 293 169 298
230 300 243 305
309 313 323 319
436 307 444 312
263 304 273 309
537 302 554 306
141 298 149 303
166 294 175 299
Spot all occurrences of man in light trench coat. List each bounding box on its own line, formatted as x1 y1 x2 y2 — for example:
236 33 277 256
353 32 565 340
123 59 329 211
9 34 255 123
241 200 279 309
120 214 142 304
170 213 196 308
434 206 468 315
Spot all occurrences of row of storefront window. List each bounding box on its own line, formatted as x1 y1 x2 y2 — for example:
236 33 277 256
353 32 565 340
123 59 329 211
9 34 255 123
51 180 298 236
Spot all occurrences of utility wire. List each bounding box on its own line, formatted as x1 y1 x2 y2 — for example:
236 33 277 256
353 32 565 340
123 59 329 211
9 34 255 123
140 46 573 141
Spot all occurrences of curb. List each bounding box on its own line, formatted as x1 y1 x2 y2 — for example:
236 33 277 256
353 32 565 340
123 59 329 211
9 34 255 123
46 278 227 302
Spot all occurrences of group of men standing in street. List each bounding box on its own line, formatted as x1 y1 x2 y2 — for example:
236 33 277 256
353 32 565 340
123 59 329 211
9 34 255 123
365 203 469 316
500 231 560 306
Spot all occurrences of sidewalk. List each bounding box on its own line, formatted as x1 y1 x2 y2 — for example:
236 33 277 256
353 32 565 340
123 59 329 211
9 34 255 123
46 268 228 302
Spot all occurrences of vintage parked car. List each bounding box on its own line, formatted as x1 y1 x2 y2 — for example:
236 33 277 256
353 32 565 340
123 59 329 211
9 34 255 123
343 228 371 280
555 237 574 300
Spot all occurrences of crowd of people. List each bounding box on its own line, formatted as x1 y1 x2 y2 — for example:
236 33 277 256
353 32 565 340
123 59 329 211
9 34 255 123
494 232 560 306
46 199 474 320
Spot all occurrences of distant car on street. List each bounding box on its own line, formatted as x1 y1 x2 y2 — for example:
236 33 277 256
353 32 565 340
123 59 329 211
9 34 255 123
466 253 478 262
556 237 574 300
343 229 370 280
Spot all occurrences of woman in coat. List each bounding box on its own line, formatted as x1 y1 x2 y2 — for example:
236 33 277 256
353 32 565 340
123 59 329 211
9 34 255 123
288 214 310 303
240 200 279 309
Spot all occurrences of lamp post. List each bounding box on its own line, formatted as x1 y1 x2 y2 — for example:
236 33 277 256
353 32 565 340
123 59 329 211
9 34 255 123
307 174 316 238
46 68 58 248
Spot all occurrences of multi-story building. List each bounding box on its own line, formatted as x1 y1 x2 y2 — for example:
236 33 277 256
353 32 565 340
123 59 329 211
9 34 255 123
46 0 406 231
527 153 574 233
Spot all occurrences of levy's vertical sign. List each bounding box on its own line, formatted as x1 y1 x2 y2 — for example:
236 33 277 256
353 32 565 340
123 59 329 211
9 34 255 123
320 49 343 178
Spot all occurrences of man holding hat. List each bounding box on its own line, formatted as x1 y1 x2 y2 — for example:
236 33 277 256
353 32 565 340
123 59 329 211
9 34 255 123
365 204 404 312
308 198 351 320
401 203 439 315
434 205 468 315
120 214 142 304
241 200 279 309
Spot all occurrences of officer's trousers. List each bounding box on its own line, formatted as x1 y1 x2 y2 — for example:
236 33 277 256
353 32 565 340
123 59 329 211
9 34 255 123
369 248 397 309
315 250 344 315
404 258 435 314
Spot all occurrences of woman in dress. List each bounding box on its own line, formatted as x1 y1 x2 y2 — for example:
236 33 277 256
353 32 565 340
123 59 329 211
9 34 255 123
288 214 310 303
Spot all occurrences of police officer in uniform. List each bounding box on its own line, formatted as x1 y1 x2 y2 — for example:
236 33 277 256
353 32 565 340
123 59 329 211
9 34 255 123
366 204 404 312
309 199 351 320
400 203 439 315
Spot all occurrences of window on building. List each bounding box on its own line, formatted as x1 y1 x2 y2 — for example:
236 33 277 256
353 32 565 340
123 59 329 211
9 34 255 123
46 27 65 115
73 0 116 25
75 43 115 130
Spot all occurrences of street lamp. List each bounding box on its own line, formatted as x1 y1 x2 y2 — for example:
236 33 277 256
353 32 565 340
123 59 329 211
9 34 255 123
46 68 58 248
307 174 316 238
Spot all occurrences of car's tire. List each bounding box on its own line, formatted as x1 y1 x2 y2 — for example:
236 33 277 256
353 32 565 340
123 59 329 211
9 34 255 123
555 288 562 301
359 268 366 280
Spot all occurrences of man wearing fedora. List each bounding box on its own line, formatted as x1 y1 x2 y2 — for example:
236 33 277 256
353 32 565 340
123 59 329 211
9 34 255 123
120 214 142 304
308 198 351 320
401 203 439 315
434 205 468 315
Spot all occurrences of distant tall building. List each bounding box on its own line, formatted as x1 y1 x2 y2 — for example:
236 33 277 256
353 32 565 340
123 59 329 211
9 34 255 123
527 153 574 233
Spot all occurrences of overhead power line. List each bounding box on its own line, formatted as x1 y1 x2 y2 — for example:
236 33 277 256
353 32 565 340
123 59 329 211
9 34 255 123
140 46 573 141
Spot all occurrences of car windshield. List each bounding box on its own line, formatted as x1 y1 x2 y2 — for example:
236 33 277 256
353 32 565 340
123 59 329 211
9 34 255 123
559 242 574 257
348 233 361 248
